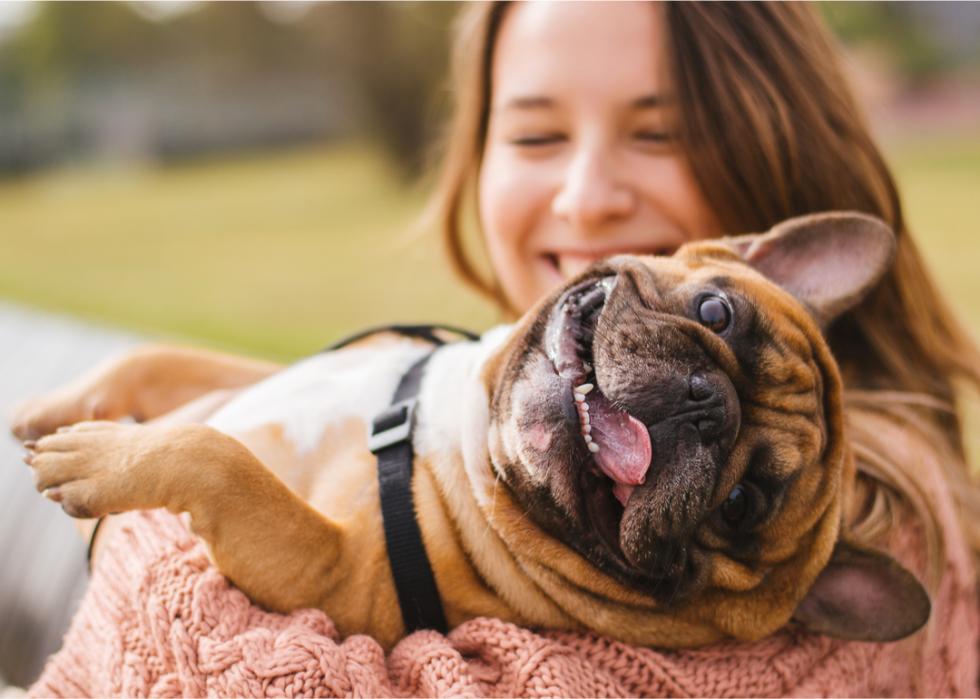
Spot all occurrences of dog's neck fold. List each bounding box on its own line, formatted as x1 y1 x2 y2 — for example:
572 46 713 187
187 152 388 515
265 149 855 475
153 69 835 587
410 326 582 628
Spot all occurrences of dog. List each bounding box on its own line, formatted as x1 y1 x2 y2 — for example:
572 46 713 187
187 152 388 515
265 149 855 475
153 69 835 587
13 212 930 650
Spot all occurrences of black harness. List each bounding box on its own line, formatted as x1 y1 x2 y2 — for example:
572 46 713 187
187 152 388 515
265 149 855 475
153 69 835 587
89 323 478 635
324 324 479 633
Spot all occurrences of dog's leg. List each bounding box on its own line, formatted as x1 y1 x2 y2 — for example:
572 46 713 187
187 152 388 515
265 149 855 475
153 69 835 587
24 421 342 613
10 345 282 441
145 387 242 427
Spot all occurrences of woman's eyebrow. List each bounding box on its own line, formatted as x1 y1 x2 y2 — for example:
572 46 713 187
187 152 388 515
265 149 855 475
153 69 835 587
632 94 665 109
498 95 555 111
496 93 666 112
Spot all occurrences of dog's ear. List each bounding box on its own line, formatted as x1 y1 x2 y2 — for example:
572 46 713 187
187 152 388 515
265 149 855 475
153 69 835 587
791 539 930 642
727 212 896 328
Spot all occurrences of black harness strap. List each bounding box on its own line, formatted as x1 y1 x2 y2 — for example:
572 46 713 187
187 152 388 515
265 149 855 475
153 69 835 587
321 323 479 353
362 323 478 634
369 353 446 633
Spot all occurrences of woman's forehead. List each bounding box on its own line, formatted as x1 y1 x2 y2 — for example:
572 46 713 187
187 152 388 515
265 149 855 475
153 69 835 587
491 1 668 109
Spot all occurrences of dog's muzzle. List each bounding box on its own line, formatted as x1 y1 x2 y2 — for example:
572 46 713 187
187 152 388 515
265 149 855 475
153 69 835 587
543 266 742 583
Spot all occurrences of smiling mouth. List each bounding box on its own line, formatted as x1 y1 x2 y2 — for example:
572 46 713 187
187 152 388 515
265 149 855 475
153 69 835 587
546 277 654 514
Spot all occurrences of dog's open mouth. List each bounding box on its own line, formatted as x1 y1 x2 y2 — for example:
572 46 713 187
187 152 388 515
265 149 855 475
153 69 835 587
546 277 653 516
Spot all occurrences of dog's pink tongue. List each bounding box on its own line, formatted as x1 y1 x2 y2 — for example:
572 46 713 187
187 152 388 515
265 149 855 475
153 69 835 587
588 393 652 498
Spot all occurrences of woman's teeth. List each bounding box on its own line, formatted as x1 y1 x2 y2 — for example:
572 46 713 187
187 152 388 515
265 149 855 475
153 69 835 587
557 254 601 279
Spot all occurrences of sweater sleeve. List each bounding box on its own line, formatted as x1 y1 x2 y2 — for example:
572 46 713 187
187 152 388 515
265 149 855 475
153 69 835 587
30 421 978 697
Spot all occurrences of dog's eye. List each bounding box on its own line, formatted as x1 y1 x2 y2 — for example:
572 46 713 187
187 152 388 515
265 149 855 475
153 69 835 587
721 484 751 527
697 296 732 333
719 482 768 535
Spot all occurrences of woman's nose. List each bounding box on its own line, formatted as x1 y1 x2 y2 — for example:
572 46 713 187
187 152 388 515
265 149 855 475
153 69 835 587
552 147 634 233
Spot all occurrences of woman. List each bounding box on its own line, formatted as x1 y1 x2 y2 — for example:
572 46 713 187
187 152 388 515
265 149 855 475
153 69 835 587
19 2 979 695
435 0 980 588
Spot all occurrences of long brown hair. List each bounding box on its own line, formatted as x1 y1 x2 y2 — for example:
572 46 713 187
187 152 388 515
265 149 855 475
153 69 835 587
426 2 980 579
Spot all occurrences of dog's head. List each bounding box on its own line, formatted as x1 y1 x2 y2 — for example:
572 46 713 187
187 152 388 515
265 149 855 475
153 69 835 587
482 212 929 643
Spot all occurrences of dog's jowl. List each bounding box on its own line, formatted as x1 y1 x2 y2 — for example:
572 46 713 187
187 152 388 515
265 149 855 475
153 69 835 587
22 212 930 649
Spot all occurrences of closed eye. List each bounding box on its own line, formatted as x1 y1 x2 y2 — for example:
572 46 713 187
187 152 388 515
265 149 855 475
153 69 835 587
511 133 565 147
634 130 671 143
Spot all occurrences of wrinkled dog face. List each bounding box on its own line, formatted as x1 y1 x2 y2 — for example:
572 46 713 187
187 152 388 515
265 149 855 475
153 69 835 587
484 214 903 618
487 251 831 604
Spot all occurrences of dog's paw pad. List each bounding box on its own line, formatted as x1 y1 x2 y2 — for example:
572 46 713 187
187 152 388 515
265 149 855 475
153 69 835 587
52 484 102 519
61 499 98 519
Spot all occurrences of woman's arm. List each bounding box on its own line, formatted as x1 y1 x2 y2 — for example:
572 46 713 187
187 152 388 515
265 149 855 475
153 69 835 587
37 497 977 698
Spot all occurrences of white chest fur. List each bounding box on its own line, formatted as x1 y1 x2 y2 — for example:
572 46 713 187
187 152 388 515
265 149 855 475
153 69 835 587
207 340 432 454
206 327 512 461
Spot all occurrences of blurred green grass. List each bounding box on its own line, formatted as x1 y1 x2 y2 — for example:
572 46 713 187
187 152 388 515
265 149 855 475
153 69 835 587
0 135 978 363
886 133 980 338
884 133 980 470
0 143 499 361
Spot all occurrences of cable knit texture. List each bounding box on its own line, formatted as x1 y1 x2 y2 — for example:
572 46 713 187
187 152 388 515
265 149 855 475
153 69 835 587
28 512 978 697
31 425 978 698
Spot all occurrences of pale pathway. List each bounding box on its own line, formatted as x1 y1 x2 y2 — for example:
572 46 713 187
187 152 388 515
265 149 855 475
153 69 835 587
0 301 139 688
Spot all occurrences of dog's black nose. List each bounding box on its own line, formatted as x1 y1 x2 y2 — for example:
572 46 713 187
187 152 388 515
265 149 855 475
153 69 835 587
687 372 740 446
688 373 714 402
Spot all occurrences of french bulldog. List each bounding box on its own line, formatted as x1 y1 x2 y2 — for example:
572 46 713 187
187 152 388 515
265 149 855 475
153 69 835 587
15 212 929 649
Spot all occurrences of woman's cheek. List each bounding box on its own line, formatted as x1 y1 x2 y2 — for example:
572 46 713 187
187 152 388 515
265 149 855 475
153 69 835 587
479 151 555 311
481 152 544 251
638 155 722 239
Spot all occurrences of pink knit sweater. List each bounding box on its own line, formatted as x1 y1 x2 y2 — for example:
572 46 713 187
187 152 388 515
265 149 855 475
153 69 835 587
31 424 979 697
29 505 977 698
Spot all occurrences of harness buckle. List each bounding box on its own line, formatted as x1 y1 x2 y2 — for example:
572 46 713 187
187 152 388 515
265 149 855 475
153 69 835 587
369 398 417 453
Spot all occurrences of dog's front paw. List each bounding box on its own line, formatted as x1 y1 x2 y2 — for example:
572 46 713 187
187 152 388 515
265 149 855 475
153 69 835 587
23 421 159 519
11 382 128 442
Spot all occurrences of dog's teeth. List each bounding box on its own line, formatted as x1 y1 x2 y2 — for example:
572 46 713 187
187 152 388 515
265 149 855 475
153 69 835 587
574 393 585 403
583 434 593 443
588 442 600 453
583 424 591 435
574 383 594 395
582 413 590 426
583 362 592 372
582 402 589 412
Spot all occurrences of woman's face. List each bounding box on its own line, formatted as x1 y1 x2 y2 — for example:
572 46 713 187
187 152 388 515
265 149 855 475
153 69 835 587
479 1 722 314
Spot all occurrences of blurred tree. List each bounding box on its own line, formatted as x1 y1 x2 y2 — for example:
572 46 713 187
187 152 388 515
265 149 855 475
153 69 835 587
820 1 956 86
298 2 458 179
0 3 161 171
0 1 457 177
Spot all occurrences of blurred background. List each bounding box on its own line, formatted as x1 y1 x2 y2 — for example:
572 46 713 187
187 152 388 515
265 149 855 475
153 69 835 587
0 1 978 359
0 1 978 688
